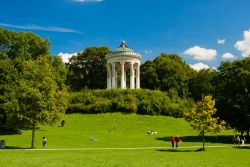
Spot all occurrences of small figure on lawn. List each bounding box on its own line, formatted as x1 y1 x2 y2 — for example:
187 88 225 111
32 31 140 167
61 120 65 127
175 135 182 148
42 137 47 149
169 136 175 148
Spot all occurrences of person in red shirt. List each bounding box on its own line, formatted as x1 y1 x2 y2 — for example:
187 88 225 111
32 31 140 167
175 135 182 148
169 136 175 148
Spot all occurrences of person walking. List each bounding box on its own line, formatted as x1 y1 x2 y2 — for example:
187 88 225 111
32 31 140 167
42 137 47 149
169 136 175 148
175 135 182 148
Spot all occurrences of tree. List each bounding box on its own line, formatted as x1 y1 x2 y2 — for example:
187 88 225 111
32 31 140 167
184 96 226 150
140 60 159 89
140 54 195 97
3 56 68 148
189 69 216 101
66 47 110 90
0 28 50 60
214 58 250 136
0 28 51 130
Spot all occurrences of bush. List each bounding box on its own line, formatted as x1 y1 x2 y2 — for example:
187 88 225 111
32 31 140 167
67 89 194 117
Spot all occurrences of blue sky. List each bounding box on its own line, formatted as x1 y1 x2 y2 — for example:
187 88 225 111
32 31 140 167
1 0 250 70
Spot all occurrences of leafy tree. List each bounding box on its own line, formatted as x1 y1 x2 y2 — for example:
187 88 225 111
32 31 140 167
140 54 195 97
66 47 110 90
3 56 68 148
214 58 250 136
140 60 159 89
0 28 50 60
189 69 216 101
184 96 226 150
0 28 51 130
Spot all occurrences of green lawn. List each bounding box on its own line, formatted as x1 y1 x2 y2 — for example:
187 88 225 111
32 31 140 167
0 113 249 167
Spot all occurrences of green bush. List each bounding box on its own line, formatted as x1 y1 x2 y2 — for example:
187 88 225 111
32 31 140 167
67 89 194 117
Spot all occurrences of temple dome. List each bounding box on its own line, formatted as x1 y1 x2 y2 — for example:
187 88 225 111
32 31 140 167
106 41 142 60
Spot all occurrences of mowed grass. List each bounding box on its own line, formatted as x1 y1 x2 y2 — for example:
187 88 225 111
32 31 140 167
1 147 250 167
1 113 249 167
1 113 234 148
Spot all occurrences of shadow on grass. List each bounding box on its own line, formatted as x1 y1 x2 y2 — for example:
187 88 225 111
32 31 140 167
4 146 30 149
157 148 204 152
0 126 45 135
234 146 250 149
157 135 234 144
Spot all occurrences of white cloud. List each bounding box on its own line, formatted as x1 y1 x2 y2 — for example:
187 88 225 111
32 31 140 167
189 63 210 71
144 49 153 55
58 52 77 63
217 39 226 45
222 52 235 59
72 0 104 3
234 29 250 57
0 23 82 34
183 46 217 61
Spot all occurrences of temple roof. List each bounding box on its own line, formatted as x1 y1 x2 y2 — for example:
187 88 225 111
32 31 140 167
115 41 133 52
106 41 142 61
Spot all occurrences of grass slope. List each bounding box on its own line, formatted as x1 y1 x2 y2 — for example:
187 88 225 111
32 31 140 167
1 113 249 167
1 113 233 149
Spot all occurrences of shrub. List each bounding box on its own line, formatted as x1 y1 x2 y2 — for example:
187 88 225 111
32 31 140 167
67 89 194 117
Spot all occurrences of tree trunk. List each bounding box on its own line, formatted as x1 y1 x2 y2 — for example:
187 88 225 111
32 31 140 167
202 131 205 151
31 122 36 149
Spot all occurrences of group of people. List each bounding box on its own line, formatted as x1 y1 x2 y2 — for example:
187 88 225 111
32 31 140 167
234 134 246 146
147 130 158 135
169 135 182 148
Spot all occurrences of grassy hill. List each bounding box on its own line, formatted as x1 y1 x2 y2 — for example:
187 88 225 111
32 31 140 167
1 113 249 167
1 113 234 149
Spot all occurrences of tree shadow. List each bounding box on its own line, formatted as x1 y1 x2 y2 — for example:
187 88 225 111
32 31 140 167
157 148 204 152
234 146 250 149
0 126 45 135
157 135 234 144
4 146 30 149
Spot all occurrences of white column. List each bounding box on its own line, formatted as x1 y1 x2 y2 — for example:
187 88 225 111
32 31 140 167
107 64 111 89
112 63 116 89
136 63 140 89
130 62 135 89
120 62 125 89
124 66 127 89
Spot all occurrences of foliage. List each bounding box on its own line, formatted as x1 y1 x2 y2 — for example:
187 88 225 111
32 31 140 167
140 54 195 97
184 96 226 150
0 28 52 130
67 89 194 117
214 57 250 134
2 56 69 148
189 68 217 101
0 28 50 61
66 47 110 90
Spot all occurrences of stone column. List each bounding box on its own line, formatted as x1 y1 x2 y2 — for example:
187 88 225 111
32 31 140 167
107 64 111 89
124 66 127 89
112 63 116 89
136 63 140 89
120 62 125 89
130 62 135 89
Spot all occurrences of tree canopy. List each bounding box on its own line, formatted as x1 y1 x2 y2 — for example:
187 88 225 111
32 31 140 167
0 28 50 60
184 96 226 150
141 54 195 97
0 28 68 148
215 57 250 134
3 56 68 148
189 68 216 101
66 47 110 90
